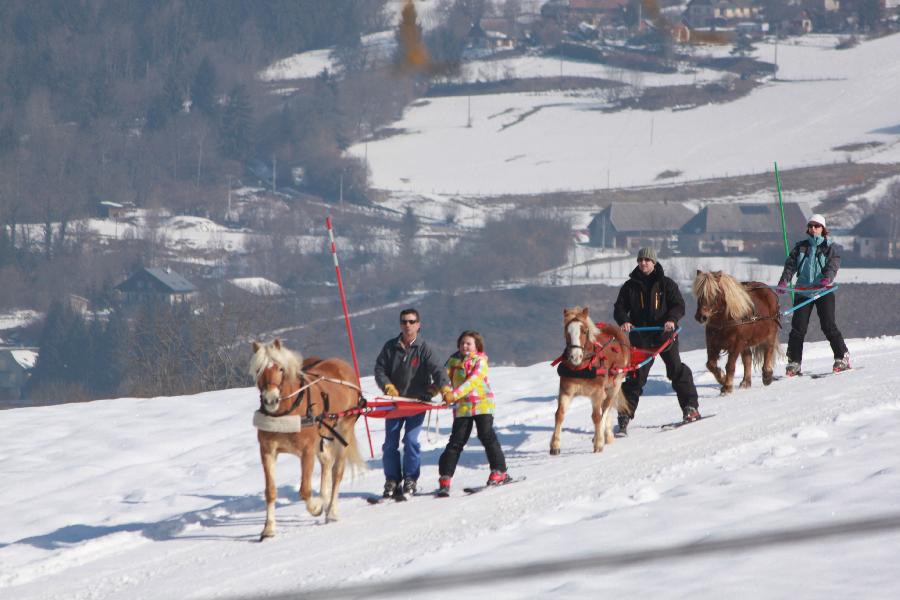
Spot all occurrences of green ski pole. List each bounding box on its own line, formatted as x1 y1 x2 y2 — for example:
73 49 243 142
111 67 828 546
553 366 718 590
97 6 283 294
774 162 794 302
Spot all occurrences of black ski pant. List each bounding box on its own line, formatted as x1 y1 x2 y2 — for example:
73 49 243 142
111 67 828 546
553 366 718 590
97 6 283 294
787 291 848 364
621 335 698 418
438 414 506 477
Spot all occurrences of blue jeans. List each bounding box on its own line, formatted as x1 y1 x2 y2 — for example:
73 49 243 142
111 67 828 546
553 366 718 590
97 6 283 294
382 412 426 482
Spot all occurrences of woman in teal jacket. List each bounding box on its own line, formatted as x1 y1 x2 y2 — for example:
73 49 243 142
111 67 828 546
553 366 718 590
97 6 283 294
777 214 849 376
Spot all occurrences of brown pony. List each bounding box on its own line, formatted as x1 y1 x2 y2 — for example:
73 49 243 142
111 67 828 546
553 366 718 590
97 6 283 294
693 270 782 395
551 307 631 455
249 339 365 540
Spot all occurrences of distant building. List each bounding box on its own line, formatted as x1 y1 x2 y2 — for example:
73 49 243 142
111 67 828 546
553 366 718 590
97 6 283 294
588 202 695 249
852 212 900 259
465 21 516 57
541 0 629 27
686 0 761 28
97 201 134 219
0 346 37 401
116 267 198 304
679 202 810 254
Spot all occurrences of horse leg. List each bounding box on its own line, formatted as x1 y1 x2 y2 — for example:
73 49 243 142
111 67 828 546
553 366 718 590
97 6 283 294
605 375 626 445
550 384 572 455
317 440 335 519
326 440 347 522
721 351 739 395
301 448 323 517
706 345 725 385
762 341 775 385
590 385 607 453
260 447 278 541
739 348 752 389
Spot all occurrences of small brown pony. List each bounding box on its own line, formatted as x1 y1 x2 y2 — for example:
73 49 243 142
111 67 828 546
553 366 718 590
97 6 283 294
249 339 365 540
551 307 631 455
693 270 782 395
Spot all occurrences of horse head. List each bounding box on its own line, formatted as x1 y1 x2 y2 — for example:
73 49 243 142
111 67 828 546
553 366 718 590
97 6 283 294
250 339 303 414
692 270 723 325
563 306 595 366
693 270 755 325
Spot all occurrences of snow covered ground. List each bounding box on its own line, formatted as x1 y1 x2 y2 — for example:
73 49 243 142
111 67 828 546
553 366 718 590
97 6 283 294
349 33 900 195
3 336 900 599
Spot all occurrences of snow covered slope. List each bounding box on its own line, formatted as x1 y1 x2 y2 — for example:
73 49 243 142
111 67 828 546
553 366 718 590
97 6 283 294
349 34 900 194
3 337 900 599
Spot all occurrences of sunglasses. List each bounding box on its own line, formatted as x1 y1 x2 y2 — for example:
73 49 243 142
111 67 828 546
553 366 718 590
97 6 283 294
400 319 418 325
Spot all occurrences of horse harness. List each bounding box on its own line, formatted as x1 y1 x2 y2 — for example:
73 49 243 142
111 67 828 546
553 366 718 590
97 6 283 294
552 319 624 378
258 359 365 448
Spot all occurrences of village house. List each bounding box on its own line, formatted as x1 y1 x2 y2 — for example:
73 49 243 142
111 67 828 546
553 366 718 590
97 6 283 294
116 267 198 305
852 212 900 260
465 21 516 57
97 200 135 219
679 202 810 254
686 0 761 28
0 346 38 402
588 202 695 250
541 0 630 28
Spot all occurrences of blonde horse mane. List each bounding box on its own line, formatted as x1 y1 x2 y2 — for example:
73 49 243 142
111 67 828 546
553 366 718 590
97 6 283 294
693 271 755 321
249 340 304 381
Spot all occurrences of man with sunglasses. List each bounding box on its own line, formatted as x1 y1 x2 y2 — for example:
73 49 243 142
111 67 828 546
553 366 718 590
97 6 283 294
374 308 451 499
613 247 700 434
777 214 850 376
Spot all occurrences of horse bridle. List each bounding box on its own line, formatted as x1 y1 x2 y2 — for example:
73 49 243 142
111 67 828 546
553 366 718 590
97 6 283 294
257 361 364 447
564 318 615 367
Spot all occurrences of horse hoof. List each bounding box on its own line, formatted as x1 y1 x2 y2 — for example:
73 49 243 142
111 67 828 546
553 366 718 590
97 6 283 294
740 381 751 389
549 448 560 456
259 530 274 542
719 388 732 396
593 446 604 453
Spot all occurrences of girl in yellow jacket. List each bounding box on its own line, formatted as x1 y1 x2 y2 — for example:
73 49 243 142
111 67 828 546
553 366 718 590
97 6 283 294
437 330 510 495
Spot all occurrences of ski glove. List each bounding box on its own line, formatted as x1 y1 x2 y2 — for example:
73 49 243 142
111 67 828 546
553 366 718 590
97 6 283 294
819 278 832 287
384 383 399 397
441 386 455 405
776 280 788 295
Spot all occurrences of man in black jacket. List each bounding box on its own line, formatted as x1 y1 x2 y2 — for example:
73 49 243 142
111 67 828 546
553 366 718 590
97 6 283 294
374 308 451 499
613 248 700 434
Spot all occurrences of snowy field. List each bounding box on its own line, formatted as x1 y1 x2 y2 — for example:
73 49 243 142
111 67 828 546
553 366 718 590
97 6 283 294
347 33 900 194
3 337 900 599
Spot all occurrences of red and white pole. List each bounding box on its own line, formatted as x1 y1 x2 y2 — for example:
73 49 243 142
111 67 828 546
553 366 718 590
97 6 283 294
326 216 374 457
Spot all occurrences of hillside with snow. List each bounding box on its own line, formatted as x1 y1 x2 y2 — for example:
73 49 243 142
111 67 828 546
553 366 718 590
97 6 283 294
3 337 900 599
346 33 900 195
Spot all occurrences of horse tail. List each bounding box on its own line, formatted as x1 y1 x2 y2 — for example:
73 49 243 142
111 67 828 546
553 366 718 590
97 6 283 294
612 383 631 418
344 419 367 478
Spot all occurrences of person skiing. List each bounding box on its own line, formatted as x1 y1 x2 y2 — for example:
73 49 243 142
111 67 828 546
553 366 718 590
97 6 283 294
374 308 452 499
613 247 700 434
436 330 510 496
777 214 850 376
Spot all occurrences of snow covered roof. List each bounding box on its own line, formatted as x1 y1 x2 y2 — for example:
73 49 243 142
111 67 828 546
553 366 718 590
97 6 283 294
228 277 288 296
11 349 37 370
681 202 810 235
593 202 695 233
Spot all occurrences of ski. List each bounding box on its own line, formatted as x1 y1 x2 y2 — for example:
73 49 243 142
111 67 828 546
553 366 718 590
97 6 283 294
778 366 861 381
463 476 525 495
660 413 716 431
365 490 433 504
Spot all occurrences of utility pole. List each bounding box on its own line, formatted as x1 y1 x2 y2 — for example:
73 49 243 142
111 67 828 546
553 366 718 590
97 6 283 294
339 173 344 208
467 95 472 128
272 154 277 194
227 174 233 221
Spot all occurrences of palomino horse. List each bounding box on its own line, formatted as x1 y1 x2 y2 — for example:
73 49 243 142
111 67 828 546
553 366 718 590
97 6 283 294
692 270 781 395
550 307 631 455
249 339 364 540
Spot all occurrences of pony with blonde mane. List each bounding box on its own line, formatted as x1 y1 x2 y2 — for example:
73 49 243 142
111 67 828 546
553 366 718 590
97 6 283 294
249 339 364 540
693 270 781 395
551 306 631 455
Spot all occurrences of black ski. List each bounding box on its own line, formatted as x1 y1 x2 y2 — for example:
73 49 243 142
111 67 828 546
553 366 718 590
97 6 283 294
463 476 525 495
660 413 716 431
776 366 861 381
